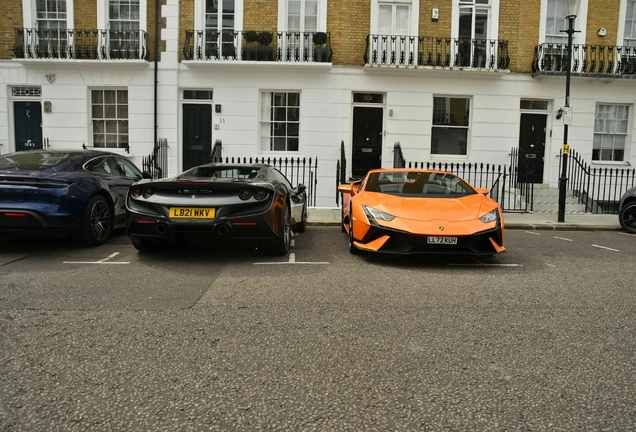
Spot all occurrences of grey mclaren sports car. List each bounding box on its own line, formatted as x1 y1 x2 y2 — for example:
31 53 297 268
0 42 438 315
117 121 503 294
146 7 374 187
125 163 307 254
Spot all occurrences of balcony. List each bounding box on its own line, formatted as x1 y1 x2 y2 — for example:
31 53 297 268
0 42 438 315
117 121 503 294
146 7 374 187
13 28 149 61
532 43 636 78
182 30 332 65
364 35 510 72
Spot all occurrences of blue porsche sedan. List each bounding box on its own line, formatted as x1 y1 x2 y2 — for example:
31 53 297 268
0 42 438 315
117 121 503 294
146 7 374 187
0 149 150 246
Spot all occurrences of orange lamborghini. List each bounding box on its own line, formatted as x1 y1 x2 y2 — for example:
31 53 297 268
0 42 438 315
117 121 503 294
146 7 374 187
338 169 506 255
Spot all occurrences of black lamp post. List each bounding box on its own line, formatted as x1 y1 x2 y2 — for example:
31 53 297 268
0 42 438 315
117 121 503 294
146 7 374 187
558 0 580 222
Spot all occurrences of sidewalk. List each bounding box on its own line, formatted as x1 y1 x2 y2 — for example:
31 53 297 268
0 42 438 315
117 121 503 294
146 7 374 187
307 208 622 231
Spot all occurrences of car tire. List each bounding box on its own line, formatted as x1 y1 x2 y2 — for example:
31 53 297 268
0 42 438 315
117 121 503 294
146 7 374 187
75 195 112 247
348 217 359 255
619 202 636 234
132 237 155 252
341 205 347 233
274 204 291 256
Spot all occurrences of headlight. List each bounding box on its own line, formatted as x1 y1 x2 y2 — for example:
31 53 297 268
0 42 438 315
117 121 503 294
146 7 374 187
363 205 395 222
479 209 498 223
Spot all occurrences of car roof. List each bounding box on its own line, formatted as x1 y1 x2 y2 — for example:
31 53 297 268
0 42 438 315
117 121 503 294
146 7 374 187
5 149 122 158
366 168 454 175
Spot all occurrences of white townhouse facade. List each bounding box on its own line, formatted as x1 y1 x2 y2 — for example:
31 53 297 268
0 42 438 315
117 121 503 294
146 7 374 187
1 0 636 207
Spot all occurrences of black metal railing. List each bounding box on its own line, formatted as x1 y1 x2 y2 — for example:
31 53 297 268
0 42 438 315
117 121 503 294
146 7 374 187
402 160 532 213
335 141 347 206
82 142 130 153
560 149 636 213
183 30 332 63
364 35 510 70
208 156 318 206
532 43 636 75
14 28 149 60
393 142 406 168
142 138 168 179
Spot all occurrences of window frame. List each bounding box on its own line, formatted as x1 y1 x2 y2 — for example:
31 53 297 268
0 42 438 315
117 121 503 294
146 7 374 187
278 0 327 33
22 0 74 31
430 96 472 159
370 0 418 36
592 103 631 163
538 0 588 45
259 91 301 154
451 0 499 41
89 88 130 150
196 0 243 32
618 0 636 47
97 0 147 32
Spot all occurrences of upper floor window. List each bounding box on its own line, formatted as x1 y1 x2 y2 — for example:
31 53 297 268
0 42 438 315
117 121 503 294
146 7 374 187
288 0 318 33
539 0 587 45
109 0 140 31
621 0 636 46
206 0 235 31
451 0 499 68
378 2 410 36
37 0 67 31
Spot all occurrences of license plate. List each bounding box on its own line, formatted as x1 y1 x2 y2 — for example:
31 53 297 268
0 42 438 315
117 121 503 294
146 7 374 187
427 236 458 245
169 208 215 218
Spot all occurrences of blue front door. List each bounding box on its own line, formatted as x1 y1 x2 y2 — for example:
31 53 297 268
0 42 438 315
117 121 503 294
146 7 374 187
14 101 43 151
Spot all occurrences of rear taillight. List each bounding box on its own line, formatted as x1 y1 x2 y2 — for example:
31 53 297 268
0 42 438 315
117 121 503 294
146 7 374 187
253 189 268 201
238 188 252 200
131 186 142 199
4 213 26 217
142 187 153 199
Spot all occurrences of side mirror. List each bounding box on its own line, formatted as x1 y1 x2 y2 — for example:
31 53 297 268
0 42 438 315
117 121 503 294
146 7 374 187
142 171 153 179
297 183 306 194
338 183 353 194
476 187 489 196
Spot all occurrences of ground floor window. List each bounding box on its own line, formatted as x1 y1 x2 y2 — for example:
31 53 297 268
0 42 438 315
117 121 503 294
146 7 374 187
91 89 129 149
431 96 470 156
261 91 300 152
593 104 629 161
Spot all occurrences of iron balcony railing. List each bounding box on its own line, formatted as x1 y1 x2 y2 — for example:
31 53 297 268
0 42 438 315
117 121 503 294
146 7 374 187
208 156 318 207
183 30 332 63
14 28 149 60
560 149 636 214
532 43 636 76
364 35 510 70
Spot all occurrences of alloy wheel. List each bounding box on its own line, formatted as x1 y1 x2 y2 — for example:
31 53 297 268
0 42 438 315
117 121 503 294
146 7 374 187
90 200 111 241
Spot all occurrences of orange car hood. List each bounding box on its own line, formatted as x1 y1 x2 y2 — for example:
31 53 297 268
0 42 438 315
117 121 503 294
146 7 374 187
362 192 486 222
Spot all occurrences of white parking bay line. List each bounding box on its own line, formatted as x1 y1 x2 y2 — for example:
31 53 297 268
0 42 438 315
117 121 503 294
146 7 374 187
448 263 523 267
254 252 329 265
592 244 620 252
554 236 573 242
525 231 541 235
64 252 130 265
618 232 635 236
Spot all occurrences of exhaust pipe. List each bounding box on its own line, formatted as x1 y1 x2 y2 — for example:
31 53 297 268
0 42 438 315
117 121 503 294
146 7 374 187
216 223 231 237
156 223 168 235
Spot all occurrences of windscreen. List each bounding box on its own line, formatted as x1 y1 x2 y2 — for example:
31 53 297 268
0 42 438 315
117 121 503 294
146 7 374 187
0 152 81 171
364 171 476 197
179 166 262 180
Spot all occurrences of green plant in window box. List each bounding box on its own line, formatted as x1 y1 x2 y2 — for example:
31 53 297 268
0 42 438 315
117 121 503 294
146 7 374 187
257 31 274 61
242 30 259 60
312 32 329 63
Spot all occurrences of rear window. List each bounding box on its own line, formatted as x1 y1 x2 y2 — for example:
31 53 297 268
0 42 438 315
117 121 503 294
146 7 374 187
0 152 81 171
365 171 476 197
179 166 262 180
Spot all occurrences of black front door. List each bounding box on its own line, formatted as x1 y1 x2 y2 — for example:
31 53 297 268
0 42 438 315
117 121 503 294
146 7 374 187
183 104 212 171
518 114 547 183
352 107 383 178
14 101 43 152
